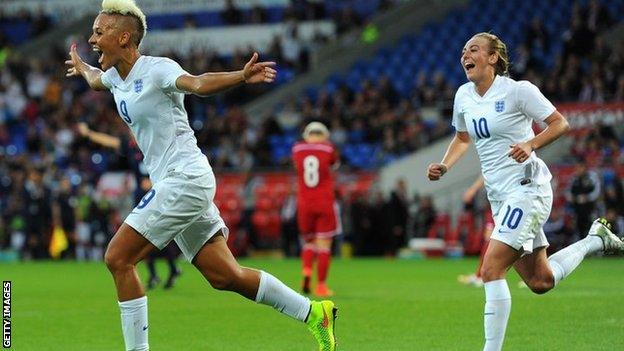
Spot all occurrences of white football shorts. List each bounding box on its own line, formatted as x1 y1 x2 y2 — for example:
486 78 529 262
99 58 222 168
489 183 553 255
125 172 228 261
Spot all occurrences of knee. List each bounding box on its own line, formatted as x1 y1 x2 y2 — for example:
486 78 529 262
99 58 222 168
480 266 505 282
104 248 133 274
527 278 554 295
208 267 244 291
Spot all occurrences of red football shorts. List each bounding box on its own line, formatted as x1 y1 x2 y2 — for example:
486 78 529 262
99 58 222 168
297 202 338 241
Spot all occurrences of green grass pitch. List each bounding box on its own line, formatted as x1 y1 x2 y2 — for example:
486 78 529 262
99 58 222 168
5 257 624 350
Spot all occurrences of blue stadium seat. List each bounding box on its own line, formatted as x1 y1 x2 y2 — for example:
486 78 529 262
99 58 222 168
0 21 31 45
266 6 285 23
194 11 224 27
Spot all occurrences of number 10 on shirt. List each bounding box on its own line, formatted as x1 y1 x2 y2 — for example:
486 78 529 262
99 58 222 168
472 118 490 139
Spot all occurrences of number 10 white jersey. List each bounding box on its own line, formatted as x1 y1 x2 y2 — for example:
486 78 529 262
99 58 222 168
451 75 556 201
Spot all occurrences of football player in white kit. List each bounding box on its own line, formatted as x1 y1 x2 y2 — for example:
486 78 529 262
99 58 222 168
427 32 624 351
64 1 337 350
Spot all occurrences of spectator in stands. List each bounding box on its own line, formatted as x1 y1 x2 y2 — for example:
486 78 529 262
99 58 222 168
183 14 198 29
240 171 262 250
329 118 347 147
74 183 93 261
385 179 409 256
249 5 268 24
334 7 362 34
229 147 254 170
281 22 308 72
601 163 624 215
543 207 572 253
221 0 243 24
566 160 601 238
584 0 614 32
5 190 26 256
562 15 595 62
23 167 52 259
0 32 11 67
412 195 436 238
53 177 77 258
365 190 388 256
525 17 549 53
31 8 51 37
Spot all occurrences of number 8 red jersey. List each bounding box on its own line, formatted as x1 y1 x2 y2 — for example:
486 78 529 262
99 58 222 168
292 141 338 204
292 140 339 239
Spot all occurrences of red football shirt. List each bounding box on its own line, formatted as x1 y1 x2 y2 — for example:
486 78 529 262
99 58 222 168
292 141 338 204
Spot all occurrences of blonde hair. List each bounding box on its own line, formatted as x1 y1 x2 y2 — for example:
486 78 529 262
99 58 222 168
473 32 509 76
303 122 330 141
101 0 147 46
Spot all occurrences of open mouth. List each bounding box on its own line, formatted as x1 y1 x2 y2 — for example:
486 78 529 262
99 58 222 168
93 47 104 65
464 63 476 72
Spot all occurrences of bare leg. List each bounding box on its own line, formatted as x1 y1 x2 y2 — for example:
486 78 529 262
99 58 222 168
104 223 156 301
480 240 521 282
193 232 310 321
513 247 555 294
192 233 261 299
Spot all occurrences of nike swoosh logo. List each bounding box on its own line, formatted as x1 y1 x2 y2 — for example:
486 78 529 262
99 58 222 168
142 325 148 331
498 230 510 234
322 308 329 328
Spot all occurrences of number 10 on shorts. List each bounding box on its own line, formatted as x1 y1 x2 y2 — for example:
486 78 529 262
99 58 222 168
501 205 523 230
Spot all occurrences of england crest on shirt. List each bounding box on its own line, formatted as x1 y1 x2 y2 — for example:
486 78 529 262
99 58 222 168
134 79 143 93
495 100 505 113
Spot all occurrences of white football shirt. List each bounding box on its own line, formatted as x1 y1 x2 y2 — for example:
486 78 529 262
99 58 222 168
101 56 212 183
452 75 556 201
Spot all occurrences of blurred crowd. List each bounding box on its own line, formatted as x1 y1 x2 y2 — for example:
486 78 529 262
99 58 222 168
0 0 623 260
512 1 624 102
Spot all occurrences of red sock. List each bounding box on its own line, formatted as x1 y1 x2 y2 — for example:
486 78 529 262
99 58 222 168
475 240 489 278
301 244 316 277
317 248 332 284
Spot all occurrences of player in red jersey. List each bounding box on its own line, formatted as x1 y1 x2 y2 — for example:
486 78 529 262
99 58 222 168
292 122 339 297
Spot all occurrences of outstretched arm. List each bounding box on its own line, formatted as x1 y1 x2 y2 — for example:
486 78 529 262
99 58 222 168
427 131 471 181
65 43 106 91
175 52 276 96
77 122 121 151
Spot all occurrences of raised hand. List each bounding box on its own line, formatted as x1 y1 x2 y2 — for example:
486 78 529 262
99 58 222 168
242 52 277 84
65 43 86 77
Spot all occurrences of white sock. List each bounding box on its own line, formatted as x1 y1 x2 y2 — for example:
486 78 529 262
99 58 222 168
483 279 511 351
548 235 603 285
119 296 149 351
255 271 311 322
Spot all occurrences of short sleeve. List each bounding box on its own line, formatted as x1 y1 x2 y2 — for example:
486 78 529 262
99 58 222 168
151 57 190 94
100 69 114 90
451 87 467 132
516 81 556 122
